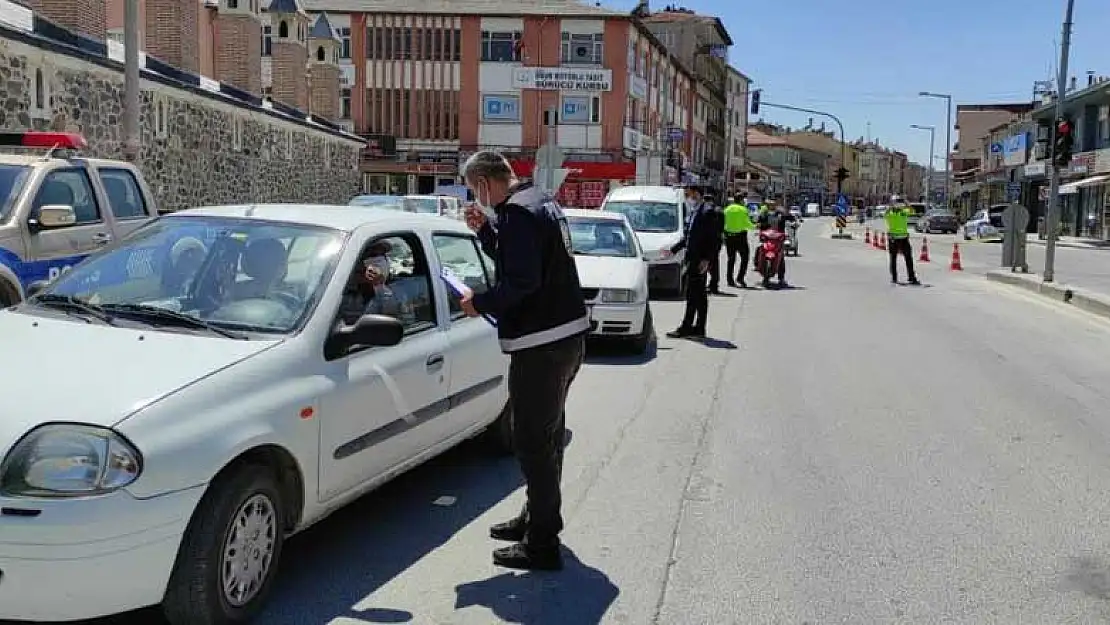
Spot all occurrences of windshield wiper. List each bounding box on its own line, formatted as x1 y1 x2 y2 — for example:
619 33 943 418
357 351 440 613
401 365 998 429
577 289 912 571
31 294 115 324
99 303 246 339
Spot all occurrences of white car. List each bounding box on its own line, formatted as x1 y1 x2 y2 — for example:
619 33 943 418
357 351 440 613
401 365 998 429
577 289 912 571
404 194 463 219
0 204 512 623
564 209 653 353
599 185 687 295
963 205 1007 240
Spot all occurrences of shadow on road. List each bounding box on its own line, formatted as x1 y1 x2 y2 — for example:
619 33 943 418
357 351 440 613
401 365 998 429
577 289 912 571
49 440 523 625
454 547 619 625
693 337 738 350
584 336 658 365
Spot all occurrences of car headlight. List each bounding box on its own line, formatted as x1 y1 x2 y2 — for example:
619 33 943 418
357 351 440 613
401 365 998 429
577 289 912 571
0 424 142 497
601 288 639 304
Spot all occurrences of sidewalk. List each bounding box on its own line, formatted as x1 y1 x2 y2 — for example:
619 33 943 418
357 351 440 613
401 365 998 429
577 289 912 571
1024 234 1110 251
985 270 1110 320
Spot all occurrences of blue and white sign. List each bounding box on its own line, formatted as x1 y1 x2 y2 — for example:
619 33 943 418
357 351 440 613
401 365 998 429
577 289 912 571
1006 182 1021 201
561 96 594 124
1002 133 1028 166
835 193 849 216
481 95 520 122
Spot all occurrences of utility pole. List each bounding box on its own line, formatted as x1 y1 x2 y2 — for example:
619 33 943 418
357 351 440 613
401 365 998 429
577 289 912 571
122 0 140 162
1044 0 1076 283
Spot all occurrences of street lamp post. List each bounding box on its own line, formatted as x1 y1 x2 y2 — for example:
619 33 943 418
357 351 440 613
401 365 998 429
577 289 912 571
911 124 936 201
1043 0 1077 283
919 91 953 207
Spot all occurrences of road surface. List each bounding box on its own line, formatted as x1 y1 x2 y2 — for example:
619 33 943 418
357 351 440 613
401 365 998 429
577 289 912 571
22 218 1110 624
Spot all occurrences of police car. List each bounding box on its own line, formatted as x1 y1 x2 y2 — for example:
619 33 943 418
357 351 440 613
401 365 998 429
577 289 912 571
0 131 158 307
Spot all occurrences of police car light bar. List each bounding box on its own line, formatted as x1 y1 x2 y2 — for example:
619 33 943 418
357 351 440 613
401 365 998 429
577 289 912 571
0 131 87 150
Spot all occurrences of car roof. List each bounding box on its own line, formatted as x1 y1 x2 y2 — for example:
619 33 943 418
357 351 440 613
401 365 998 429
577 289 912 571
171 203 472 234
604 185 682 203
563 208 628 222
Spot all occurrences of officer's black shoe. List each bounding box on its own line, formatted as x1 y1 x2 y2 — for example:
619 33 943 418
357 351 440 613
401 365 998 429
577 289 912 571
666 326 695 338
489 516 527 542
908 278 921 285
492 542 563 571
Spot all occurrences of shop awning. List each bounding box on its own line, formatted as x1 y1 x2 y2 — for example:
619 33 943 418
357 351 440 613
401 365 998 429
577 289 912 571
1059 174 1110 195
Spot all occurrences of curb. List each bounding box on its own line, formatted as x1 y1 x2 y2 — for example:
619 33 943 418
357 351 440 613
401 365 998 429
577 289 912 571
985 270 1110 319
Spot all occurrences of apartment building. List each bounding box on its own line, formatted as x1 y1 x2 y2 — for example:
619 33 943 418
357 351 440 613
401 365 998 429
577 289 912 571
641 6 732 191
746 129 799 201
724 64 750 195
251 0 695 202
784 130 862 201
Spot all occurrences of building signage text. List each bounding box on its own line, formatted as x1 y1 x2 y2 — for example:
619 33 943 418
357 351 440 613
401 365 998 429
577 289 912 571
512 68 613 92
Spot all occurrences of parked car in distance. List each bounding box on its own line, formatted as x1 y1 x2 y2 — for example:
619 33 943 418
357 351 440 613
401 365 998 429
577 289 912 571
403 195 462 219
916 209 959 234
906 202 931 228
0 204 512 624
804 203 820 218
599 185 686 295
963 204 1009 240
348 194 405 209
564 208 653 353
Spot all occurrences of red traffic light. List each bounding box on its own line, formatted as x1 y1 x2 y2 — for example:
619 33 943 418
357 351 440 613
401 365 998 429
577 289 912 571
1057 119 1072 135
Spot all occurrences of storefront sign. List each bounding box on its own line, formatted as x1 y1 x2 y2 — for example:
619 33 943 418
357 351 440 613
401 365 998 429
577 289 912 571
557 182 580 206
579 181 608 207
1023 161 1046 178
1002 133 1028 166
362 134 396 159
512 67 613 92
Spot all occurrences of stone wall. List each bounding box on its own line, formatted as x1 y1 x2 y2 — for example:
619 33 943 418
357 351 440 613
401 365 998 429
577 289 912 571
0 14 363 212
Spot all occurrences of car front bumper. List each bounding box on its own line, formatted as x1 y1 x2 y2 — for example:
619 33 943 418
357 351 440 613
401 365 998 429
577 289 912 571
0 484 204 621
587 302 648 337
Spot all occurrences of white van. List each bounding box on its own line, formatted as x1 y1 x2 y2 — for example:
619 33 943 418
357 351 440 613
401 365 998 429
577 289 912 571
599 185 686 294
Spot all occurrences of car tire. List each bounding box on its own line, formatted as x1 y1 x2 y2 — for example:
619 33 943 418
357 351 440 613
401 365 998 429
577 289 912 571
481 402 514 455
162 464 287 625
0 284 13 309
629 305 654 354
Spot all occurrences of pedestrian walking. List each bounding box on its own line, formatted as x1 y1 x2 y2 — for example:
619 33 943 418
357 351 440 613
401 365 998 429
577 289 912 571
722 196 755 287
703 194 725 294
666 185 719 339
885 195 920 285
458 151 589 571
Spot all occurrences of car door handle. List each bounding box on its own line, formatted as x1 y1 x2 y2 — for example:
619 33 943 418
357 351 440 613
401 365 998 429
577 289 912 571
92 232 112 245
426 354 445 371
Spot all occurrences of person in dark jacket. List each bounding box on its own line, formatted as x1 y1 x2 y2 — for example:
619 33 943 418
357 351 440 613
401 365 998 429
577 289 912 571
458 150 588 571
756 201 797 287
702 194 726 294
666 185 720 339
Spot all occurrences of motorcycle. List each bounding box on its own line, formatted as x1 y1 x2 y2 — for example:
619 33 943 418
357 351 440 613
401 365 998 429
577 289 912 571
754 229 786 288
785 221 800 257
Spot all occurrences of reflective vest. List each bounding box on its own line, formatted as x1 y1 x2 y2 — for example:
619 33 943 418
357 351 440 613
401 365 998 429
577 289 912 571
885 206 911 237
723 203 754 233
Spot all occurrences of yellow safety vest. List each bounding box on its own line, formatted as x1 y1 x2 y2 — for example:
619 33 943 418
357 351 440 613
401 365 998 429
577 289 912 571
723 203 754 233
885 206 911 237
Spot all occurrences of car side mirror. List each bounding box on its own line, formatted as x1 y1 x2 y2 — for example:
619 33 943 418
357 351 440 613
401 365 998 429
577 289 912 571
29 204 77 231
25 280 49 298
325 313 404 359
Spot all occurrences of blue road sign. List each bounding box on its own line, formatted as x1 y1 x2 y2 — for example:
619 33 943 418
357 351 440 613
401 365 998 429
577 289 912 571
835 193 849 215
1006 182 1021 202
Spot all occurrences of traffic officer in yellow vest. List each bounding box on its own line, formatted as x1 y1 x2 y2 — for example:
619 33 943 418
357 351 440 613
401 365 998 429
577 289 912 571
722 196 755 287
884 195 920 285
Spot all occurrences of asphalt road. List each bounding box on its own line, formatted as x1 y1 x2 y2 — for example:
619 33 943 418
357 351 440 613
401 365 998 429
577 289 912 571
24 218 1110 624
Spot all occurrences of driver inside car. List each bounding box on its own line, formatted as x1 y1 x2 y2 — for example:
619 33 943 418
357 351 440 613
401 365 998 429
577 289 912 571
338 239 415 326
233 238 288 300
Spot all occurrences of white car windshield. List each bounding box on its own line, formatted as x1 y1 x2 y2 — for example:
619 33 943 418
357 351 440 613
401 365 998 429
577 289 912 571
602 200 679 233
34 215 345 335
567 217 638 258
404 197 440 214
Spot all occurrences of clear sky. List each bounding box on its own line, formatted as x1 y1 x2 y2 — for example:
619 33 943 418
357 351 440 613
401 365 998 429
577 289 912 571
607 0 1110 168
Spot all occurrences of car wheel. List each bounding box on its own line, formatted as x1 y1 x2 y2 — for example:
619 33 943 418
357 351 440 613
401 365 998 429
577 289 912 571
162 464 286 625
629 305 654 354
0 285 13 309
481 402 514 455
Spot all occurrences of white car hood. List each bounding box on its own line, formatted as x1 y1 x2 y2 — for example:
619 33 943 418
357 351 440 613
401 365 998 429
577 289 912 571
635 230 682 256
0 311 279 455
574 254 646 291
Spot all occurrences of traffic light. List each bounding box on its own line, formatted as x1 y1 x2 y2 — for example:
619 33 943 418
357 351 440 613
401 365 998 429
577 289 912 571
1053 117 1074 168
750 89 761 116
836 167 850 183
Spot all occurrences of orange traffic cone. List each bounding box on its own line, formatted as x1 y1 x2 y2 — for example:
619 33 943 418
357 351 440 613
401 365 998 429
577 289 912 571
949 243 963 271
919 237 930 262
864 228 871 245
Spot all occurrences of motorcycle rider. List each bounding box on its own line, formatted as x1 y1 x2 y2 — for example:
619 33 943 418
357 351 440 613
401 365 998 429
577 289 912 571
756 201 797 288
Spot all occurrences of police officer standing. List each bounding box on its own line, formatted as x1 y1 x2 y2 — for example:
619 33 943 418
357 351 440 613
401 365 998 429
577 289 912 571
722 196 755 288
666 185 719 339
885 195 920 285
703 194 725 294
459 151 589 571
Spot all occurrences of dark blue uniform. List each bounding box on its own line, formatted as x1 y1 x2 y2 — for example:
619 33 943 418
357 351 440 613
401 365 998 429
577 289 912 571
669 198 721 337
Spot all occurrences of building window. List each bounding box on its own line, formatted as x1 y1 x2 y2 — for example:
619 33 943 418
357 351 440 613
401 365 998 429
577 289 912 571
395 27 411 59
480 31 521 62
338 27 351 59
227 0 237 7
452 28 461 61
277 21 288 39
561 95 600 124
262 25 272 56
561 32 603 65
481 94 520 122
106 28 124 46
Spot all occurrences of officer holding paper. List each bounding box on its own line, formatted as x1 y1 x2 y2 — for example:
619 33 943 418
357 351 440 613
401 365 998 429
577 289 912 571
455 150 589 571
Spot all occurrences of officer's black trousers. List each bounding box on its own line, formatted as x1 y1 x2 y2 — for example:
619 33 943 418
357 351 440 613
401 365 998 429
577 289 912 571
724 233 750 282
888 237 917 282
508 333 585 546
681 266 709 331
